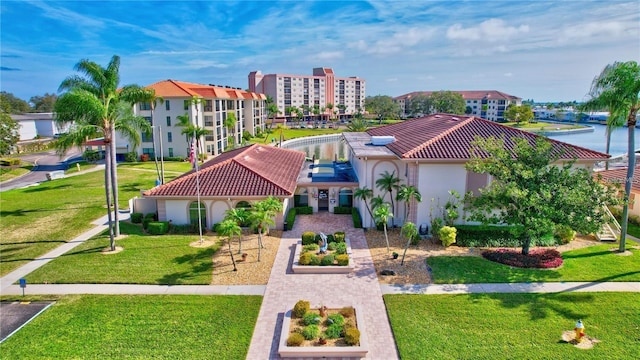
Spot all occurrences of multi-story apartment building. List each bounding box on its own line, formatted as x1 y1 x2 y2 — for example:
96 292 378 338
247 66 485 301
394 90 521 122
119 79 267 159
248 67 366 120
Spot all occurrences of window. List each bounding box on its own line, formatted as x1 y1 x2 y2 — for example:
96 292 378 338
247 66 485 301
184 100 189 110
204 100 213 112
166 116 171 126
189 201 207 229
139 102 151 110
165 100 170 111
167 132 172 143
142 148 154 157
168 148 173 157
141 117 153 142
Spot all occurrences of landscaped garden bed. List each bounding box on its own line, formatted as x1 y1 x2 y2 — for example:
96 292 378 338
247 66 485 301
278 300 368 358
291 231 354 273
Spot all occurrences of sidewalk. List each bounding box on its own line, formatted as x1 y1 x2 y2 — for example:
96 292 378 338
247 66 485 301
380 281 640 295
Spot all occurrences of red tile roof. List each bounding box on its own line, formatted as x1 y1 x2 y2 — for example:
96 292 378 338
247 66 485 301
395 90 520 101
143 144 305 198
366 114 610 161
145 80 265 100
596 166 640 193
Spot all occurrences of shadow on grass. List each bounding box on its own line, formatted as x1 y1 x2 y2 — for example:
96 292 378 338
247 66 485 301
469 292 595 321
562 250 614 259
155 247 216 285
22 184 72 193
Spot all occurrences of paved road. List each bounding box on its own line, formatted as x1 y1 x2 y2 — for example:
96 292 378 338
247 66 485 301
0 148 82 192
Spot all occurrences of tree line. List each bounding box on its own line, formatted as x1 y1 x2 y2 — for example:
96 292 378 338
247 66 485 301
0 91 58 114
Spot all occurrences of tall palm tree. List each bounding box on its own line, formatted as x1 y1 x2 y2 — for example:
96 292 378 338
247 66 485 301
580 63 627 170
224 207 250 253
265 95 279 131
177 112 207 160
326 102 334 124
250 196 283 261
354 187 374 228
54 55 149 248
373 202 393 254
275 123 286 147
400 221 418 266
396 185 422 224
134 88 164 182
312 104 321 127
217 219 241 271
224 112 237 149
586 61 640 252
376 170 401 227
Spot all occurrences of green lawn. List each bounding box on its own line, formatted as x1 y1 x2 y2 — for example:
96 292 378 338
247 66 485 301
63 160 97 174
25 223 219 284
0 163 33 182
0 295 262 359
430 244 640 284
119 160 193 174
385 292 640 360
504 121 586 131
0 167 182 276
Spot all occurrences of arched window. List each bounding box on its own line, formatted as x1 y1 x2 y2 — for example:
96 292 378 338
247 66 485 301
189 201 206 229
339 188 353 207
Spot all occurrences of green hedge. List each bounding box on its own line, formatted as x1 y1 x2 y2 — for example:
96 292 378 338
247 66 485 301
285 208 297 230
142 213 156 230
302 231 316 245
351 208 362 228
131 212 143 224
0 158 21 166
455 225 556 247
333 206 352 214
295 206 313 215
147 221 170 235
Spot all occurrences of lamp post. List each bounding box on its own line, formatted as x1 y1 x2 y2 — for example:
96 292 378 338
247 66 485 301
158 124 165 184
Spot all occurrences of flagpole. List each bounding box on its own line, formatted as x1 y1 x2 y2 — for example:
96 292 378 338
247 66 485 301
192 130 204 244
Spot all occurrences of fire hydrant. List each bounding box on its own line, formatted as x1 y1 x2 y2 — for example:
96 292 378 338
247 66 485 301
574 320 585 343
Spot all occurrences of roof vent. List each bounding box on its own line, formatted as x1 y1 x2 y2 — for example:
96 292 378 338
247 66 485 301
371 136 395 146
451 117 459 121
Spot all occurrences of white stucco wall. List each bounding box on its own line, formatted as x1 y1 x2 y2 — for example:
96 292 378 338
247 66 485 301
163 199 191 225
415 164 468 226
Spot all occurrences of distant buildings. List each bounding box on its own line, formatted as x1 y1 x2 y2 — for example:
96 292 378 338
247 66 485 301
248 68 366 119
10 112 68 141
121 80 267 159
394 90 521 122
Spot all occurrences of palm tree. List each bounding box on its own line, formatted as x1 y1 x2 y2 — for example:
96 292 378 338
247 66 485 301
326 102 334 124
134 88 164 182
312 104 321 127
373 202 393 254
275 123 286 147
217 219 241 271
376 170 401 227
54 55 149 248
224 207 250 253
265 95 279 131
224 112 237 149
585 61 640 252
250 196 283 261
354 187 374 228
580 63 627 170
176 113 207 160
285 106 297 126
400 222 418 266
396 185 422 224
370 195 386 214
345 117 368 132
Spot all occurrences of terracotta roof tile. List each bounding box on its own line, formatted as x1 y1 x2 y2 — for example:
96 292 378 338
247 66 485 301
145 80 259 100
143 144 305 198
596 166 640 193
395 90 520 101
366 114 609 161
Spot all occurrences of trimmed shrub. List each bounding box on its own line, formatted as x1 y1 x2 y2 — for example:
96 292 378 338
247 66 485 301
336 254 349 266
302 244 319 253
303 325 320 340
0 158 21 166
124 151 138 162
286 208 296 230
286 333 304 346
169 223 198 234
303 313 322 326
293 300 310 318
326 234 334 243
324 323 343 339
554 224 576 244
431 217 444 241
352 208 362 228
439 226 457 247
455 225 556 247
335 242 347 255
410 234 420 246
327 313 345 326
302 231 316 245
309 254 321 266
295 206 313 215
327 242 337 251
333 206 352 214
333 231 346 243
131 212 143 223
320 254 335 266
299 252 313 265
147 221 169 235
142 213 155 230
482 248 563 269
339 306 355 318
344 328 360 346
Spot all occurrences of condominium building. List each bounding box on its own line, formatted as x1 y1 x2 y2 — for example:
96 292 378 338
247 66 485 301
394 90 521 122
248 67 366 119
120 79 267 159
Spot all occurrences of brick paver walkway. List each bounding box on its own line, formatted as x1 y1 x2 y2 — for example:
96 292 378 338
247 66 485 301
246 212 399 359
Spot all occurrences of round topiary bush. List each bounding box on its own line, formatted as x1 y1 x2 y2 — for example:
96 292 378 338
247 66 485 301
333 231 346 242
299 252 313 265
327 313 345 326
302 231 316 245
303 312 322 325
335 242 347 255
554 224 576 244
339 306 355 318
324 323 343 339
287 333 304 346
302 243 319 253
302 324 320 340
336 254 349 266
293 300 310 318
320 254 335 266
344 327 360 345
309 254 321 266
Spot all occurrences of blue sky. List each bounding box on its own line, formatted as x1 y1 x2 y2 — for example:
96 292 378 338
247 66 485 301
1 0 638 103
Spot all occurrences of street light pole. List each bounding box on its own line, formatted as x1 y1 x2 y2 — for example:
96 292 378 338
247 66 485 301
158 124 165 184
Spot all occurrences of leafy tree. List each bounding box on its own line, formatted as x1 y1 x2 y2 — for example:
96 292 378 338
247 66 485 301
345 117 368 132
54 55 150 248
265 95 279 131
224 207 250 253
465 136 621 255
428 91 465 114
396 184 422 223
584 61 640 252
29 93 58 112
354 187 374 228
0 112 20 155
225 112 237 149
407 94 431 117
504 105 534 124
373 202 393 254
217 219 241 271
364 95 401 121
312 104 321 127
400 221 418 265
370 195 386 213
465 106 473 115
250 196 283 261
275 123 286 147
376 170 401 227
0 91 30 114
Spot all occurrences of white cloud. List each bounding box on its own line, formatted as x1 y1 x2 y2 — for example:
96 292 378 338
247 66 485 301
447 19 529 42
314 51 344 61
503 72 513 77
185 60 229 69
